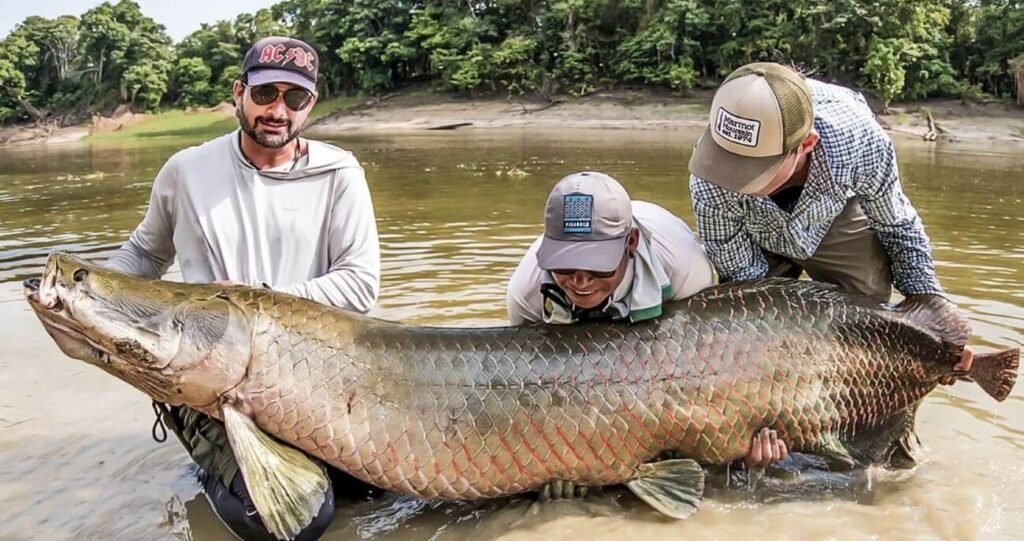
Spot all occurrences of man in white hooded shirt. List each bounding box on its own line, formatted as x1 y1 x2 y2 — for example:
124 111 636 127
106 36 379 541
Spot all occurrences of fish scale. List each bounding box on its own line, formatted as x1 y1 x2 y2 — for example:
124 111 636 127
228 279 954 500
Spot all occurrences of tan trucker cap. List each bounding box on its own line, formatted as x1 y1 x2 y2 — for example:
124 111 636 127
688 62 813 194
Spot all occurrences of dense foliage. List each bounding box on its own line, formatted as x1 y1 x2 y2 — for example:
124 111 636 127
2 0 1022 124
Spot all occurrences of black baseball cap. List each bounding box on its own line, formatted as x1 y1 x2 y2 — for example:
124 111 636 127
241 36 319 94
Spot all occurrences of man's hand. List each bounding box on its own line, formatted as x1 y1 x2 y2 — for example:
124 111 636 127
538 479 587 501
954 346 974 372
745 427 788 468
939 345 974 385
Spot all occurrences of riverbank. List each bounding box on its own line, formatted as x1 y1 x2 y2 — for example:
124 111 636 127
0 96 362 147
308 88 1024 146
2 88 1023 147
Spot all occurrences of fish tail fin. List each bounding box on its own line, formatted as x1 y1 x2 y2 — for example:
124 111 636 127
970 348 1020 402
626 459 704 519
222 403 329 541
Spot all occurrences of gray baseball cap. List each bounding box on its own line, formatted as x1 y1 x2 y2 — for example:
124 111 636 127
537 171 632 273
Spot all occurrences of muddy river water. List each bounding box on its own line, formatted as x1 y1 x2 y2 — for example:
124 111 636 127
0 129 1021 540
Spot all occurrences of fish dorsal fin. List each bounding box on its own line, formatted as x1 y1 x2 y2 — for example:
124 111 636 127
626 459 705 519
222 403 328 541
887 295 971 347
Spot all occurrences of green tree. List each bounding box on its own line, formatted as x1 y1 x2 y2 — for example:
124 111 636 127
0 30 43 121
172 57 214 106
4 0 1024 127
177 22 241 93
0 57 28 122
217 65 243 102
968 0 1024 98
613 0 707 92
862 38 905 109
79 1 173 108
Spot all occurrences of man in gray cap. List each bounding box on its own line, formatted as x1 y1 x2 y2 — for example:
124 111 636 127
506 171 712 325
687 62 973 373
506 172 787 478
105 36 381 541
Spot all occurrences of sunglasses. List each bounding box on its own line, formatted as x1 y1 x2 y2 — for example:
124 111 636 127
246 84 314 111
550 268 618 279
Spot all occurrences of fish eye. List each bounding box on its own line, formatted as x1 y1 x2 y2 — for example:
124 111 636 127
73 269 89 283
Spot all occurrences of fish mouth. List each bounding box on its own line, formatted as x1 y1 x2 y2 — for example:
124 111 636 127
24 276 66 314
23 276 40 300
24 275 110 364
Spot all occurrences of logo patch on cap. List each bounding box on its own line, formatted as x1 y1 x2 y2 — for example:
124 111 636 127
562 194 593 234
257 44 316 73
714 107 761 147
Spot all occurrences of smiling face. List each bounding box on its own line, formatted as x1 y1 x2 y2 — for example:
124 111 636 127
233 80 317 149
23 254 252 408
548 229 639 309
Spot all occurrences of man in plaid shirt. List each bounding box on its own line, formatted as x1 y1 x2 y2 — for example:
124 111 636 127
688 62 973 372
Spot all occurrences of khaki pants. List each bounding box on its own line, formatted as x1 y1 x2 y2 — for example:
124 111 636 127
764 198 893 302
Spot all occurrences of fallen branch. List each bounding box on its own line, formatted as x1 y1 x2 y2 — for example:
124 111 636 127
517 99 565 115
1011 57 1024 107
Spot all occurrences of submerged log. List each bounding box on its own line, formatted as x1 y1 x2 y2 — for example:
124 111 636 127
426 122 473 131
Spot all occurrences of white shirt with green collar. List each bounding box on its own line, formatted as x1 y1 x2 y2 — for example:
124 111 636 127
506 201 714 325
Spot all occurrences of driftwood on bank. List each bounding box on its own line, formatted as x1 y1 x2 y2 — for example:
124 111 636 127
516 99 565 115
921 107 950 141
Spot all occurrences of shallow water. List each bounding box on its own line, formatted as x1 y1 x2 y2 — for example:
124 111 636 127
0 130 1021 540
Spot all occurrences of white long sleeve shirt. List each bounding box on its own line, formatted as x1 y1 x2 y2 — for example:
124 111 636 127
106 130 381 312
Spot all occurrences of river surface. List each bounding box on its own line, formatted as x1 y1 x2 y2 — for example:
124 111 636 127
0 129 1022 541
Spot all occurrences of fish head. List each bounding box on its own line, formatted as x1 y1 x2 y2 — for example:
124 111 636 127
24 253 253 409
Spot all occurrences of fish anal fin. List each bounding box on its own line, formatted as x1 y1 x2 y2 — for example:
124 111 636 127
887 430 922 470
222 403 328 541
816 434 858 471
626 459 704 520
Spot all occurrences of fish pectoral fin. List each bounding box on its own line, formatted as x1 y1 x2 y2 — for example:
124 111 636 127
625 459 704 519
222 403 328 541
816 434 858 471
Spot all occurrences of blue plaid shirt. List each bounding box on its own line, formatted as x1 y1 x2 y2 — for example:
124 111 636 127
689 80 943 296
